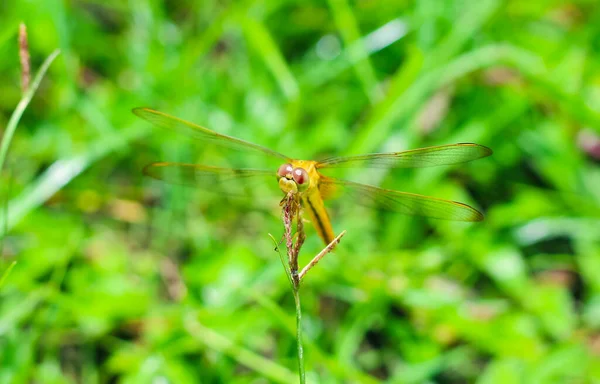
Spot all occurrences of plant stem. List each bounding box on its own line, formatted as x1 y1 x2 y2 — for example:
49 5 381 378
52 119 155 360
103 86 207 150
298 230 346 282
269 233 294 290
0 49 60 175
0 48 59 244
292 286 305 384
278 192 345 383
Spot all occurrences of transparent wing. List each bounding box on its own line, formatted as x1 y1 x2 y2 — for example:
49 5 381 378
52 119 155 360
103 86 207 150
317 143 492 169
134 108 289 161
144 162 282 198
319 176 484 221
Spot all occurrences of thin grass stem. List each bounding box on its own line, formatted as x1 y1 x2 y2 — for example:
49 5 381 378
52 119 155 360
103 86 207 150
0 49 60 175
298 230 347 282
292 287 305 384
268 233 294 290
0 260 16 289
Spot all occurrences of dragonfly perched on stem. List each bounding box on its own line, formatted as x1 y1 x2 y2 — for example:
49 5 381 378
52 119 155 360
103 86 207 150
135 107 492 246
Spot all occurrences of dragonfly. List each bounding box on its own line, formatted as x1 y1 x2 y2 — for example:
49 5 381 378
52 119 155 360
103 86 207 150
135 108 492 245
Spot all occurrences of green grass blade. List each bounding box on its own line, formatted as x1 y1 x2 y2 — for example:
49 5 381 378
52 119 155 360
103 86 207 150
269 233 295 289
0 124 148 231
0 261 16 289
0 49 61 175
300 18 410 88
345 44 547 154
241 18 299 101
184 313 298 383
327 0 382 103
425 0 500 68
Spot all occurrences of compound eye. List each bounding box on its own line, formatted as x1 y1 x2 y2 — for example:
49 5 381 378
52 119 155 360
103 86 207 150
277 163 293 177
292 168 309 185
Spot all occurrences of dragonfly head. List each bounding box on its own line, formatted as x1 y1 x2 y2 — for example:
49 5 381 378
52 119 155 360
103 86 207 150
277 163 310 194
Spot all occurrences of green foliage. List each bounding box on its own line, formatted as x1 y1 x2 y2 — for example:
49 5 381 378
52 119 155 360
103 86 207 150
1 0 600 382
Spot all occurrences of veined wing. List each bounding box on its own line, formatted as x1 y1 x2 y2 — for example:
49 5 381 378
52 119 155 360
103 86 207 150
134 108 289 160
316 143 492 169
319 176 484 221
144 162 281 197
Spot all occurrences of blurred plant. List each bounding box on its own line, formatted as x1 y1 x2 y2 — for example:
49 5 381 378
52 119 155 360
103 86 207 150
0 260 16 290
0 26 60 183
271 191 346 383
0 23 59 284
18 23 30 93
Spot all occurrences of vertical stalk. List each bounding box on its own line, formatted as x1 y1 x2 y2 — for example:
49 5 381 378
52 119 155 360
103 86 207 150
0 49 60 175
277 190 344 383
292 286 305 384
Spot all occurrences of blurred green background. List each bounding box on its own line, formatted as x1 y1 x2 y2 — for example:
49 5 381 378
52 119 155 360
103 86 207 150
2 0 600 383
